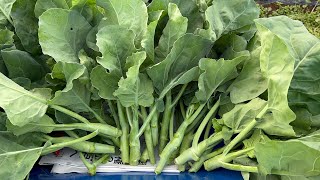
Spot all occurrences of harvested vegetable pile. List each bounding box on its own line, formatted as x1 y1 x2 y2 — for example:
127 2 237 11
0 0 319 179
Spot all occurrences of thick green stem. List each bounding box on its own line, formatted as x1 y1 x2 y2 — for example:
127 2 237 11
155 103 206 174
186 107 208 134
65 131 98 174
220 162 258 173
204 118 212 139
169 111 174 140
223 120 257 155
175 132 223 165
204 147 254 171
110 137 120 147
80 153 110 176
108 100 120 129
126 107 133 128
50 104 90 124
141 107 155 165
140 149 149 163
150 107 159 146
192 99 220 147
159 92 172 152
179 101 186 119
117 101 130 164
50 122 122 138
223 105 268 155
42 135 115 154
189 146 225 172
189 149 211 173
137 105 157 137
89 108 107 124
170 84 188 109
178 132 194 172
129 107 141 165
41 130 99 155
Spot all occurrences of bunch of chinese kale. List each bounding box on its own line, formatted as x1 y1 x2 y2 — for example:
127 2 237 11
0 0 319 179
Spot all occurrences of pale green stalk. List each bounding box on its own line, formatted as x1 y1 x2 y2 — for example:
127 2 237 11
155 103 206 174
117 101 130 164
141 107 155 164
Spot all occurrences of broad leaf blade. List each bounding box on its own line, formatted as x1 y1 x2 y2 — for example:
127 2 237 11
148 0 204 33
1 49 45 81
0 132 44 180
205 0 259 40
222 98 267 131
6 115 55 136
38 9 92 63
71 0 97 24
147 33 212 97
255 16 320 115
90 65 120 100
0 112 7 131
50 62 91 113
255 130 320 176
196 54 249 102
114 52 154 107
11 0 41 54
242 130 270 158
0 73 49 126
0 0 16 26
256 23 296 136
141 10 163 66
34 0 70 18
154 3 187 62
0 28 14 49
228 48 268 104
97 0 148 46
96 25 136 76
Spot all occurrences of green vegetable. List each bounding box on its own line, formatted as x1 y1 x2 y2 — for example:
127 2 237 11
0 0 319 179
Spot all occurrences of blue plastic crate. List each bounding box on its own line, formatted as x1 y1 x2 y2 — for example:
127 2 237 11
29 166 242 180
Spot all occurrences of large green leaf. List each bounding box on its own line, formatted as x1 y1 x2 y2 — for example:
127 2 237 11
50 62 91 113
114 51 154 107
0 132 44 180
228 48 268 104
1 49 45 81
147 33 212 98
290 107 313 136
255 16 320 115
205 0 259 41
141 10 163 66
148 0 204 33
219 34 248 60
6 115 55 136
96 0 148 46
154 3 187 62
0 0 16 25
71 0 94 17
196 53 249 102
0 28 14 75
255 21 296 136
242 130 270 158
255 130 320 177
11 0 41 54
0 73 50 126
38 8 92 63
0 112 7 131
34 0 70 18
222 98 267 131
96 25 136 76
90 65 120 100
0 28 14 49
